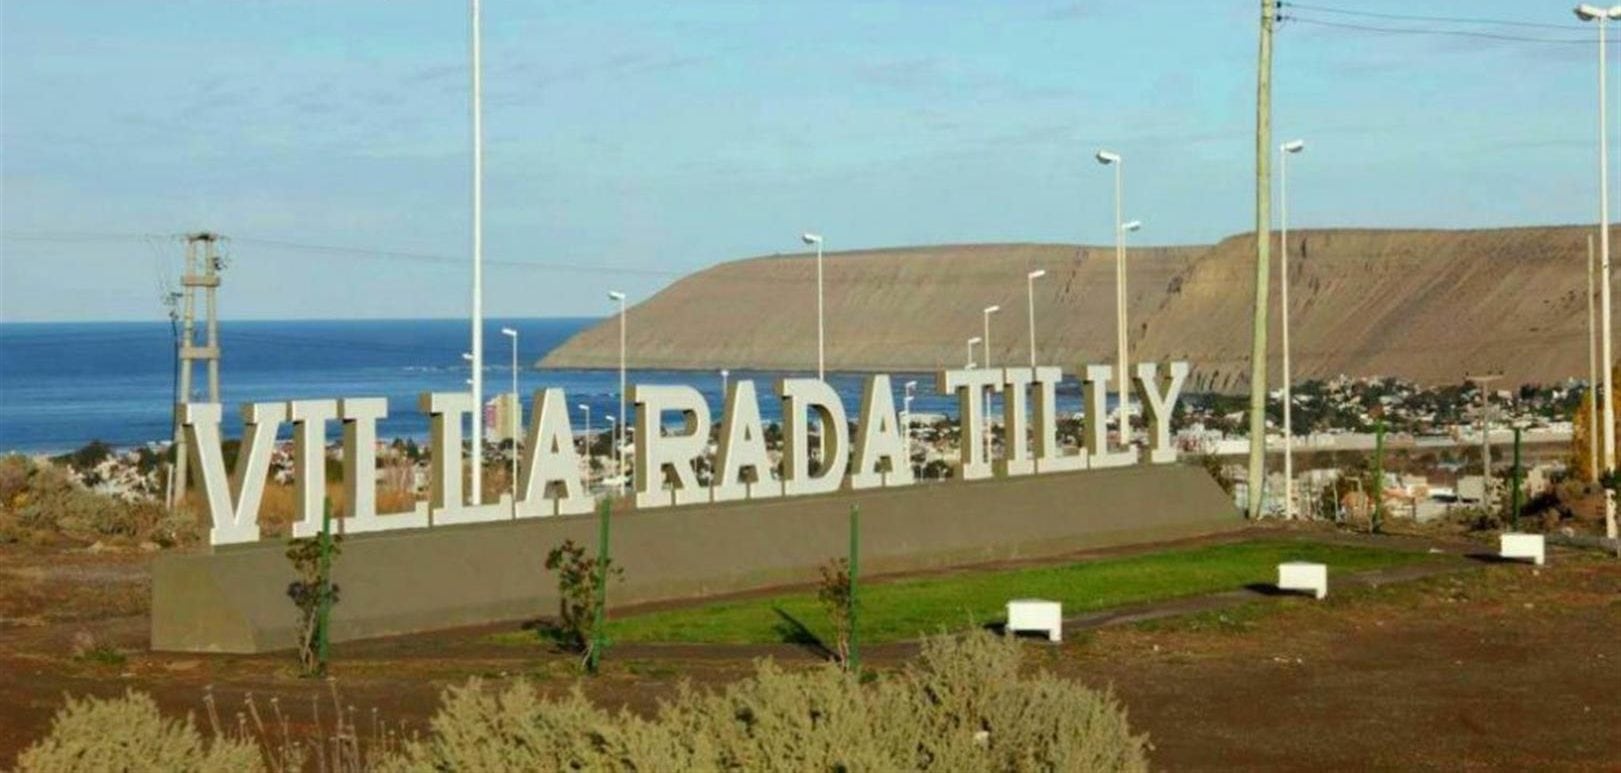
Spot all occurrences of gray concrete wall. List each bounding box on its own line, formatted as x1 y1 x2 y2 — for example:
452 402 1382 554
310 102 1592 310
152 463 1240 653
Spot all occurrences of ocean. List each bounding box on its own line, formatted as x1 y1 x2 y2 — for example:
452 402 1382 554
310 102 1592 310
0 318 1065 454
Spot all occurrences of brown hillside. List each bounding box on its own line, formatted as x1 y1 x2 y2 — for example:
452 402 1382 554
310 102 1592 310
539 228 1611 390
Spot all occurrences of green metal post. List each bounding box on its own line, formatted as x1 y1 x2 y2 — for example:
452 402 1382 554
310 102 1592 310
1512 426 1523 529
848 504 860 675
316 498 333 674
588 499 611 674
1372 418 1386 534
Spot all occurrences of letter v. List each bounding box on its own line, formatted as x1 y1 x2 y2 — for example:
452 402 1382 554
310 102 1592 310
182 402 286 546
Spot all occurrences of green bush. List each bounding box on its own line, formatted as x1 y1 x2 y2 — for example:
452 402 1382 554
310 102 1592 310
379 630 1148 772
16 690 265 772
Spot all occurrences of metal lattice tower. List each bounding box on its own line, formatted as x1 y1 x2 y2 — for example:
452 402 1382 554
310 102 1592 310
170 232 225 509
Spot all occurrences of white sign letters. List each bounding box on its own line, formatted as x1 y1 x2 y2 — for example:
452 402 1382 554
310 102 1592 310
182 360 1190 545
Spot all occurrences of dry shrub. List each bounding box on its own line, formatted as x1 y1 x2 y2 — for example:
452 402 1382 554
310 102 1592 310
375 487 418 516
0 455 184 544
0 454 31 503
378 630 1148 772
17 690 264 772
898 630 1149 772
254 483 300 537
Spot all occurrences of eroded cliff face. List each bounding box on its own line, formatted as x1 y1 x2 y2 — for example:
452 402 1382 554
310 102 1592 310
541 226 1611 391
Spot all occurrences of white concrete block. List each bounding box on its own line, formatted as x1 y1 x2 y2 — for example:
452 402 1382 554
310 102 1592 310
1006 599 1063 642
1499 533 1545 566
1277 561 1328 600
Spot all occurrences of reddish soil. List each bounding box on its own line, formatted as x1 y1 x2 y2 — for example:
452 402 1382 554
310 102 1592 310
2 529 1617 771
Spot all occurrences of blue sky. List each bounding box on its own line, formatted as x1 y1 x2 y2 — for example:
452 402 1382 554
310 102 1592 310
0 1 1610 321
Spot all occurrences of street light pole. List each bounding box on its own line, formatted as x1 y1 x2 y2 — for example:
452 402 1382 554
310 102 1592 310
609 291 628 496
981 305 1000 462
802 233 825 380
604 415 615 495
1096 151 1128 405
903 380 917 475
982 305 1001 370
1026 270 1046 367
578 403 591 489
1578 3 1621 540
966 336 981 369
1280 139 1305 518
501 327 518 517
1117 220 1142 443
469 0 485 506
1589 234 1600 483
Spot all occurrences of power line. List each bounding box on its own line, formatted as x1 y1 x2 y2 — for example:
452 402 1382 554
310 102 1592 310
2 231 685 277
229 236 685 278
1284 16 1590 46
1282 3 1583 33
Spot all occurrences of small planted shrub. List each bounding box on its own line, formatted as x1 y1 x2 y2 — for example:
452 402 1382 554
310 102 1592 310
542 538 620 658
817 556 854 667
286 532 341 676
16 690 264 772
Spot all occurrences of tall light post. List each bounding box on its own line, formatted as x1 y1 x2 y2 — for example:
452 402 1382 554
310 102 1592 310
578 403 592 488
609 290 627 496
903 379 918 477
501 327 519 517
982 305 1001 369
1576 3 1621 540
1279 139 1305 518
1117 219 1142 441
604 415 616 494
469 0 486 506
1589 234 1600 483
981 305 1001 462
966 336 981 369
1026 270 1047 367
1095 150 1128 399
715 370 728 492
802 233 826 380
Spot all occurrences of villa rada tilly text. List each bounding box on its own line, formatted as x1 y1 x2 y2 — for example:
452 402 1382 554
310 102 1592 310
181 361 1190 546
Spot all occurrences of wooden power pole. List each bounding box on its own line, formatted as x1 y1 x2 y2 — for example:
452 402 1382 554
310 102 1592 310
1246 0 1276 519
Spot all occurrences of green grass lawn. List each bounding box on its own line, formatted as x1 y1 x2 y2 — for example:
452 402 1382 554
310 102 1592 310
498 539 1442 648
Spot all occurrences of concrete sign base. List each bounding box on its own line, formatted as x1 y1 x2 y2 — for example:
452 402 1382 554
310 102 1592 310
152 463 1241 653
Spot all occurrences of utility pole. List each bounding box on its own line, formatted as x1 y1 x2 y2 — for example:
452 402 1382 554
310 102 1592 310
1468 373 1503 513
163 288 181 512
171 232 225 509
1245 0 1277 520
1577 4 1620 540
1372 416 1385 533
1511 425 1524 530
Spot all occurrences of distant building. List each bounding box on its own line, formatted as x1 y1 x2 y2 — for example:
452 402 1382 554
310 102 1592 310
487 393 523 444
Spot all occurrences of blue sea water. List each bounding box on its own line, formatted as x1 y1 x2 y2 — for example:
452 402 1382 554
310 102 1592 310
0 318 1033 453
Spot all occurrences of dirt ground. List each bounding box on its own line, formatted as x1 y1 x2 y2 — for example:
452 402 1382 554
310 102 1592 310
2 527 1617 771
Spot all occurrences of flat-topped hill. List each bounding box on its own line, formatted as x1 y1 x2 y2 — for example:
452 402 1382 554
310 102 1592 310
540 227 1612 390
